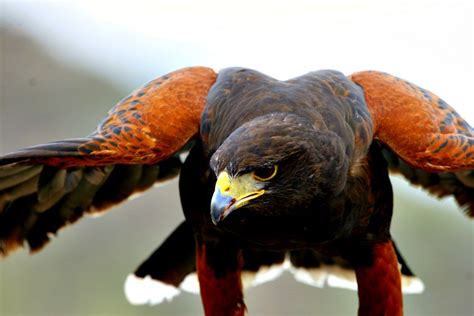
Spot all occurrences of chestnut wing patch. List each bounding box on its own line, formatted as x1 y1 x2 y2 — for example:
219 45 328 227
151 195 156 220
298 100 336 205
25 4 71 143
0 66 217 256
350 71 473 172
0 67 216 168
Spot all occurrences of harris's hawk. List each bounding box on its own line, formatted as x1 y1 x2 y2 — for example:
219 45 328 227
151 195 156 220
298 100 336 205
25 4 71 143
0 67 472 316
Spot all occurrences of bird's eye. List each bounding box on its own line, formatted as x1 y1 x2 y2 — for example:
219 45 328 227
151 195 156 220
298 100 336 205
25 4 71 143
252 165 278 181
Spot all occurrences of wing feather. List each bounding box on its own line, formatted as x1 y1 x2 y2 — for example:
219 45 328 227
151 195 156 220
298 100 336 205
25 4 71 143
350 71 473 172
381 145 474 216
0 67 217 256
350 70 473 216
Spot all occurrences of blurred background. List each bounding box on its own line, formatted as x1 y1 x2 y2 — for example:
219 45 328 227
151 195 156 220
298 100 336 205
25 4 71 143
0 1 472 315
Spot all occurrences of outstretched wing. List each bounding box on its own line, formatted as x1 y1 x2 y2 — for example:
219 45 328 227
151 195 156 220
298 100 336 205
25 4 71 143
350 71 474 215
0 67 217 256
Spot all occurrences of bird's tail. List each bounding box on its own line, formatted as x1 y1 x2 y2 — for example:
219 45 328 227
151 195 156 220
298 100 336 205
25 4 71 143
286 242 424 294
124 223 424 305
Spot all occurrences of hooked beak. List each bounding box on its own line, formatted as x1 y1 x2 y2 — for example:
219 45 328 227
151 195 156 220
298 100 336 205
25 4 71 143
210 171 264 225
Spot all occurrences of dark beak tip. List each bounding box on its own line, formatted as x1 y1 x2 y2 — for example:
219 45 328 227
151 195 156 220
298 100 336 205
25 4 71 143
210 209 221 226
210 190 235 225
211 205 230 226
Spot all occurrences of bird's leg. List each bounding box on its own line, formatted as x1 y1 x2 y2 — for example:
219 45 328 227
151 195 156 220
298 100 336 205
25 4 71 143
178 142 245 314
354 241 403 316
196 240 246 316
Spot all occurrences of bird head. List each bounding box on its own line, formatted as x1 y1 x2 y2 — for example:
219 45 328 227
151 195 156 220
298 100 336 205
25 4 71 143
209 113 350 240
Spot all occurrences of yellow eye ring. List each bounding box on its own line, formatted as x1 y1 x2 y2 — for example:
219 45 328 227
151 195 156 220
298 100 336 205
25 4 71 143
252 165 278 181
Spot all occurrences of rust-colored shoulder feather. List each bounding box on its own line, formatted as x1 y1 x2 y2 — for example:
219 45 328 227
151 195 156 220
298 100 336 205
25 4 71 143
0 67 216 256
0 67 217 168
350 71 473 172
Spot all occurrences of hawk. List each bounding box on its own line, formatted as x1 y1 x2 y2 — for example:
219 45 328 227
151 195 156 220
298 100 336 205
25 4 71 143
1 67 472 315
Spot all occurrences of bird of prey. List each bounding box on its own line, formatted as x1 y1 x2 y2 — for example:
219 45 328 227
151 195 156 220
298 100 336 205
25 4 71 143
0 67 472 316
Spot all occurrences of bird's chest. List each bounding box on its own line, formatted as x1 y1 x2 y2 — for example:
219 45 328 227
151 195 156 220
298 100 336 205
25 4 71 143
201 159 385 252
205 193 365 250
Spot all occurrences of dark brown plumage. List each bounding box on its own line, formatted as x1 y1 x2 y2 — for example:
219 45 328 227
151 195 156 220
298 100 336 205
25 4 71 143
0 67 472 315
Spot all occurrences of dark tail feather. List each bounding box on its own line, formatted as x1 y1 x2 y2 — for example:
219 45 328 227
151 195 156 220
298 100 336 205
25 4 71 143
124 221 289 305
134 221 195 285
123 223 425 307
124 221 196 305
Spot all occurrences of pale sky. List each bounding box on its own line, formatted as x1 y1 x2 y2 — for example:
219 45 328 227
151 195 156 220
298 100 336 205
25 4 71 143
2 0 473 123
